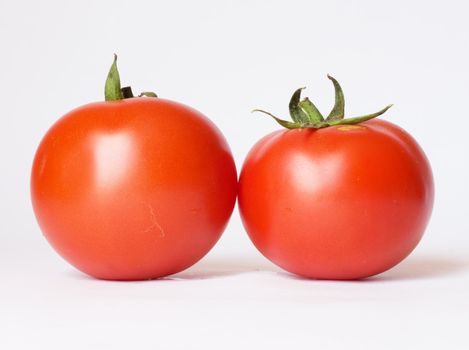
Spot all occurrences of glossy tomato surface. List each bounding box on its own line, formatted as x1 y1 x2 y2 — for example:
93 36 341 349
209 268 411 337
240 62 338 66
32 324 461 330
239 119 433 279
31 98 237 280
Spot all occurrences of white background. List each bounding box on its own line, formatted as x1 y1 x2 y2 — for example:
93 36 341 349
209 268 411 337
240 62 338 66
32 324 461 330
1 0 468 349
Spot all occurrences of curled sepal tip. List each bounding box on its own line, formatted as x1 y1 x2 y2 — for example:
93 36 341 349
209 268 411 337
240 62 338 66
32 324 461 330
326 74 345 122
289 88 310 124
105 54 123 101
139 92 158 98
328 104 393 126
252 109 302 129
252 75 392 130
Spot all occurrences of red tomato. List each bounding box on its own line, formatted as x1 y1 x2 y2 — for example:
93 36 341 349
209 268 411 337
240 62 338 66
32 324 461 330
239 118 433 280
31 97 237 280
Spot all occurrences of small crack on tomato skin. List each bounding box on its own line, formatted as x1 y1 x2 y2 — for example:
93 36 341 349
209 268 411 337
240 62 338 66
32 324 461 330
142 203 166 239
31 97 238 281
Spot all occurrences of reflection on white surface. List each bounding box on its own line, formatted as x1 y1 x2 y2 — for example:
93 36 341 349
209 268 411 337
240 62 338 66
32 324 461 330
93 132 134 189
2 248 468 350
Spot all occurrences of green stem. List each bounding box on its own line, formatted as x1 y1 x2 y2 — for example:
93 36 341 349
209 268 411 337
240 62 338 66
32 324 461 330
104 54 158 101
253 75 393 130
104 54 123 101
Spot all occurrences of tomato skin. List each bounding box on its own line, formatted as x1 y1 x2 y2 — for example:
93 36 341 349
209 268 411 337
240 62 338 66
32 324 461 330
239 119 434 279
31 98 237 280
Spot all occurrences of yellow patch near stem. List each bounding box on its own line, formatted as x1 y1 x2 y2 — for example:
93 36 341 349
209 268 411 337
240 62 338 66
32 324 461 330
337 125 366 131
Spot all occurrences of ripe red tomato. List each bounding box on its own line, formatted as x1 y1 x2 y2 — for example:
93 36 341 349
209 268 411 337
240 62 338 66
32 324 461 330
239 77 434 279
31 57 237 280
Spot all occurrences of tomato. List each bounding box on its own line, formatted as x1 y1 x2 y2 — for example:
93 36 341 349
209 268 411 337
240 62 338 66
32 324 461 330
31 56 237 280
239 77 434 279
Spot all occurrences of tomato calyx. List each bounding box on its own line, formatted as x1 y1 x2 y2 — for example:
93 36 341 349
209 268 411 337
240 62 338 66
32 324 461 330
253 75 393 129
104 54 158 101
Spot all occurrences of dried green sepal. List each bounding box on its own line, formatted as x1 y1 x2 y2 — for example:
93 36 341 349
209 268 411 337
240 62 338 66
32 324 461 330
253 75 392 129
